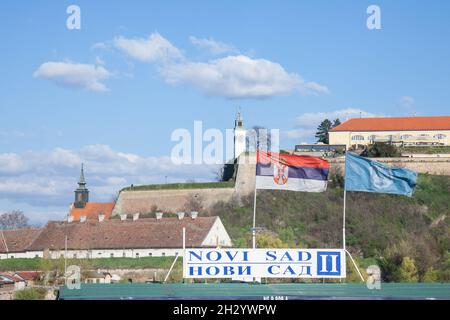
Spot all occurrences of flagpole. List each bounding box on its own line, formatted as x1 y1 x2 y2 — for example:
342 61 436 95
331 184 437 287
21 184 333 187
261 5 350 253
342 147 347 252
343 150 365 282
252 150 258 249
342 187 346 252
252 174 257 249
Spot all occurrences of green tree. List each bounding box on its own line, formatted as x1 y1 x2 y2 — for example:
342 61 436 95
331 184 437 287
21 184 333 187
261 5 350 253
315 118 341 144
368 142 401 157
332 118 341 127
315 119 333 144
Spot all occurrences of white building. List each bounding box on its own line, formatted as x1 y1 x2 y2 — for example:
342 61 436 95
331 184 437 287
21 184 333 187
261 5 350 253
329 116 450 149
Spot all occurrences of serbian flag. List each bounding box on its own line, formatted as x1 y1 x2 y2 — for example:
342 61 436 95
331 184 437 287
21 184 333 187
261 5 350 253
256 150 330 192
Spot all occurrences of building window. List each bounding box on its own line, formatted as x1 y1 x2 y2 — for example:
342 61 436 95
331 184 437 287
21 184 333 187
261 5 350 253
149 253 152 256
175 252 179 256
162 252 166 257
419 134 430 137
434 134 446 139
351 135 364 141
135 253 139 258
123 252 126 257
368 135 378 141
73 253 77 259
110 253 114 258
400 134 412 140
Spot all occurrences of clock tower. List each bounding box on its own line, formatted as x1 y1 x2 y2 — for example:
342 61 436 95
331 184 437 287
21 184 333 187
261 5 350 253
234 111 246 159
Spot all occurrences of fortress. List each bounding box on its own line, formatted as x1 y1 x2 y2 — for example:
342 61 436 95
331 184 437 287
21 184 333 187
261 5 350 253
67 113 450 220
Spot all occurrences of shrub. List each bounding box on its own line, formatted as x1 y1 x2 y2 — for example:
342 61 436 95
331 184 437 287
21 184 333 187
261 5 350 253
398 257 419 282
256 232 290 248
14 287 47 300
422 267 440 282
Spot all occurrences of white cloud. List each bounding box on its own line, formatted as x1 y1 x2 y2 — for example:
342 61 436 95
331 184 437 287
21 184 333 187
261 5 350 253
95 56 106 65
113 32 184 63
91 42 109 50
400 96 415 108
0 153 26 174
33 61 111 92
0 145 219 222
110 33 328 99
286 108 384 140
161 55 328 99
189 36 237 55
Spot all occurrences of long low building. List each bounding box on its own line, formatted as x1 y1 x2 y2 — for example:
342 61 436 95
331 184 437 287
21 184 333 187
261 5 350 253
329 116 450 149
0 214 232 259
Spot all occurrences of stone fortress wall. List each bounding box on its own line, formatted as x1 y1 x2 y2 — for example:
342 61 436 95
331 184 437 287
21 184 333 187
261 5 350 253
329 156 450 176
112 154 256 216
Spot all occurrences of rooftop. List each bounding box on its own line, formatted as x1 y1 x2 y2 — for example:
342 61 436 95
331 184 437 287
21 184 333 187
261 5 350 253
69 202 115 221
0 228 42 253
27 216 219 251
330 116 450 132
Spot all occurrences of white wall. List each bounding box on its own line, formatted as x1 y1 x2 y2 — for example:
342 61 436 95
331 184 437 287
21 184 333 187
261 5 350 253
201 217 233 247
42 248 183 259
330 130 450 148
0 251 42 259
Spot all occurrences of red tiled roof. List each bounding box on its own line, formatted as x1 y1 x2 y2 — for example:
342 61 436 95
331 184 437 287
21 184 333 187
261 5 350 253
27 217 218 251
330 116 450 132
14 271 41 281
69 202 115 221
0 228 42 253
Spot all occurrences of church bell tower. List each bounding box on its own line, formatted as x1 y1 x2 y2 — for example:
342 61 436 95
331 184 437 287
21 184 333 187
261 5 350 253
74 163 89 208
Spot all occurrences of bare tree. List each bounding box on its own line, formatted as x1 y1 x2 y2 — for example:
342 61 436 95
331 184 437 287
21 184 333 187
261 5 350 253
214 165 225 182
0 210 30 230
183 193 204 213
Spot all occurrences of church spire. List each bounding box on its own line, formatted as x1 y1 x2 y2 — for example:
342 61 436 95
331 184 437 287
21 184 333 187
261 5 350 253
78 163 86 188
74 163 89 208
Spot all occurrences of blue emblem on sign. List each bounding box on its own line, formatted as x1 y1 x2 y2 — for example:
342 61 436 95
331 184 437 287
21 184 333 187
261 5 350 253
317 251 341 276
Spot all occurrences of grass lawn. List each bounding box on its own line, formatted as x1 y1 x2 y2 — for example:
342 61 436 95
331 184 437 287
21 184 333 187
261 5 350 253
121 180 235 192
0 256 181 272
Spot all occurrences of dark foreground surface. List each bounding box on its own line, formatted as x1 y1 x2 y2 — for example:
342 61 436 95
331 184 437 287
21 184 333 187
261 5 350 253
58 282 450 300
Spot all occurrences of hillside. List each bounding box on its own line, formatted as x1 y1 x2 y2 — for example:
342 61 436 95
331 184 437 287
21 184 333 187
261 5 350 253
208 173 450 282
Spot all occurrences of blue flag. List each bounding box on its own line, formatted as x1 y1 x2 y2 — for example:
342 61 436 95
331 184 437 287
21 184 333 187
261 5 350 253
344 152 417 197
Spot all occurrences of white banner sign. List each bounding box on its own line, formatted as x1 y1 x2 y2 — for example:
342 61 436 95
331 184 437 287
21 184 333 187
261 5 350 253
183 249 346 279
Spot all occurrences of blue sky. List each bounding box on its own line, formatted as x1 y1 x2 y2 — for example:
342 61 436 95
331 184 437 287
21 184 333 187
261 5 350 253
0 1 449 224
